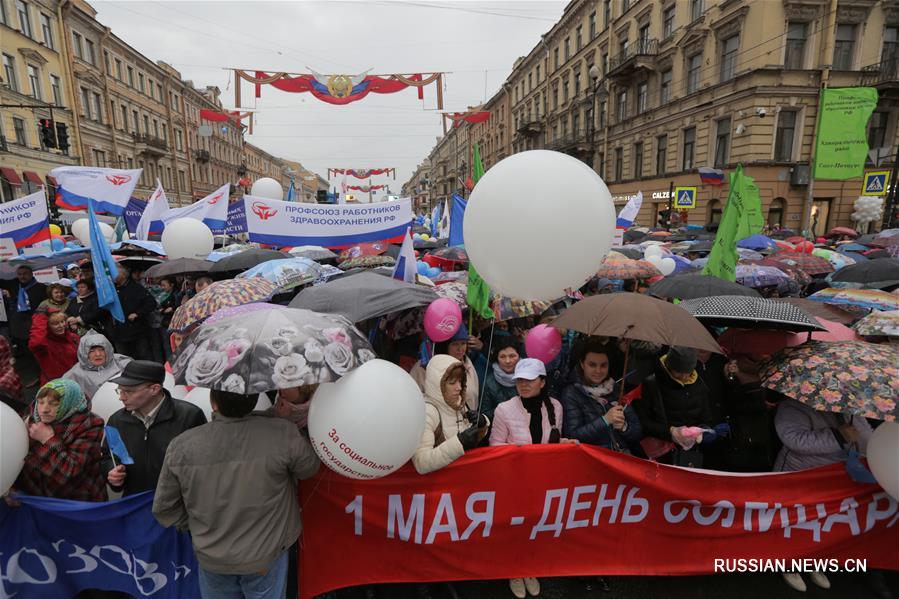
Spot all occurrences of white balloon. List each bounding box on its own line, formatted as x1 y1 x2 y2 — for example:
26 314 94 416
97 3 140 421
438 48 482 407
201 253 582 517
89 381 123 422
71 218 90 243
162 371 189 399
161 218 214 259
644 245 663 259
250 177 284 201
659 257 677 276
308 359 425 479
0 403 29 495
463 151 615 300
868 422 899 500
646 254 663 267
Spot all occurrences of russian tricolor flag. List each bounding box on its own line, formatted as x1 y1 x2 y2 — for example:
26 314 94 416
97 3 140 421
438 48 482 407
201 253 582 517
0 190 51 248
51 166 143 215
698 167 726 186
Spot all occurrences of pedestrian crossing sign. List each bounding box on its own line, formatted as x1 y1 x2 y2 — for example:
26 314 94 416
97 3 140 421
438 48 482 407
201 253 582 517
673 186 697 209
862 171 889 196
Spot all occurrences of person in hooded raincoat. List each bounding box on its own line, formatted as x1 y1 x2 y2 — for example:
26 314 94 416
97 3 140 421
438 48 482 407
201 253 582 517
29 311 79 385
63 333 132 400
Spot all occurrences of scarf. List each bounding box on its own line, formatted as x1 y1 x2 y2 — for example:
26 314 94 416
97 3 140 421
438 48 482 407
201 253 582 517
17 279 37 312
577 376 615 407
660 355 699 386
275 396 311 429
65 333 131 399
521 395 544 444
0 337 22 402
32 378 87 423
492 362 517 388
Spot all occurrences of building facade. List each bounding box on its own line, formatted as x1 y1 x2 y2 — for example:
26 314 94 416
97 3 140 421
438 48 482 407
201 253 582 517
0 0 80 203
183 83 246 201
401 158 431 213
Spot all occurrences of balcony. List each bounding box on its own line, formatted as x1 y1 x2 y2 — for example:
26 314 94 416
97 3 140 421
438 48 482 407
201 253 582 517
546 129 591 155
861 57 899 89
607 39 659 81
193 149 211 163
516 119 543 136
132 133 167 156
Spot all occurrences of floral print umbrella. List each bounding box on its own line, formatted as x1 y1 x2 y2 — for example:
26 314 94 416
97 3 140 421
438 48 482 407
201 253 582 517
169 278 278 332
172 305 376 394
734 264 791 288
760 341 899 422
337 242 388 263
853 310 899 337
808 288 899 312
812 248 856 270
236 257 324 292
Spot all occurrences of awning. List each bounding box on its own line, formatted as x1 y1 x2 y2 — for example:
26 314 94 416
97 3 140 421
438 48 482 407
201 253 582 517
22 171 43 185
47 176 58 186
0 167 23 186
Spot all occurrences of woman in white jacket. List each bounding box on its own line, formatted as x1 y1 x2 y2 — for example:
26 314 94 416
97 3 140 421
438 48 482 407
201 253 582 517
412 354 489 475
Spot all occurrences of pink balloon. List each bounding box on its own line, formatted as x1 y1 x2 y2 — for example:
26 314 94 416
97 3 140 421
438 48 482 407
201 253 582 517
424 298 462 342
525 324 563 364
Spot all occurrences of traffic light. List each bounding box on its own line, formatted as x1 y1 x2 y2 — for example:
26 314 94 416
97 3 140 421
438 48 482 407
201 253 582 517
55 122 70 152
39 119 56 148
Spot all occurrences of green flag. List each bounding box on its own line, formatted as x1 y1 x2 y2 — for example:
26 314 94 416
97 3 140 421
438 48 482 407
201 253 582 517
703 164 764 282
467 143 493 319
813 87 879 180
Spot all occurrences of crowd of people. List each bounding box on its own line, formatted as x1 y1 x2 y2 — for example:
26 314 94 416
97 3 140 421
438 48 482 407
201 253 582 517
0 227 896 599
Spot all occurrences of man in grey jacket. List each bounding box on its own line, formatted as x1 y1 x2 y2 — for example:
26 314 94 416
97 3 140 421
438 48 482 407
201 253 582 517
153 389 320 599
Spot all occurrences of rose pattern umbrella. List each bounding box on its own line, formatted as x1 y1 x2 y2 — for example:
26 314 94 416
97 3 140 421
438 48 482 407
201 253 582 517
172 305 376 394
760 341 899 422
169 278 278 332
807 288 899 312
236 257 324 291
853 310 899 337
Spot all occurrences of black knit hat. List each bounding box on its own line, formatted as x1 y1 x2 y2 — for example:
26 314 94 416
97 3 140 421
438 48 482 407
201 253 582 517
666 346 697 373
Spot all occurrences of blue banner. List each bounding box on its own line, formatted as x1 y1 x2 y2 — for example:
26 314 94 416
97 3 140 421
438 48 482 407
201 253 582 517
126 197 250 238
449 194 466 247
226 198 248 235
0 492 199 598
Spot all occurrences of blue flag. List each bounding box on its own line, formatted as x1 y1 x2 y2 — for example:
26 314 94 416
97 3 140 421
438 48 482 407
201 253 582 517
430 202 441 238
105 425 134 465
286 179 296 202
449 194 467 247
89 201 125 323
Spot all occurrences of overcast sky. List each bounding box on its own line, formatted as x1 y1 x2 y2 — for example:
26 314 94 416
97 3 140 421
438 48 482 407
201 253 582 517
91 0 566 192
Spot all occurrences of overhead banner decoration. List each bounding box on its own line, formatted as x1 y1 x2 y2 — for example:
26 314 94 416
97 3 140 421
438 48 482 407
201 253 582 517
704 164 764 282
0 190 51 248
242 196 411 248
199 109 254 134
51 166 143 215
234 69 444 109
346 184 387 193
813 87 879 180
0 491 200 599
328 168 396 179
441 110 490 134
299 445 899 599
161 183 230 233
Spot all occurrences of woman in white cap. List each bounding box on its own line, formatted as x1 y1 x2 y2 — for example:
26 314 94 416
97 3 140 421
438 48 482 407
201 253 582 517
489 357 568 598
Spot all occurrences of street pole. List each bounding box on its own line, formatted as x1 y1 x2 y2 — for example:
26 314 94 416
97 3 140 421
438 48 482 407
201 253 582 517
667 180 675 231
884 154 899 230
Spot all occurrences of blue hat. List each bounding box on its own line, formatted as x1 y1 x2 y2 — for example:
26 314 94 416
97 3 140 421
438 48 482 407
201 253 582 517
450 323 469 342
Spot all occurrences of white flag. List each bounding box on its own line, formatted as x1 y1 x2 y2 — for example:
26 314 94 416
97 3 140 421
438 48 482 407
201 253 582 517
161 183 230 233
50 166 142 215
392 227 417 284
134 180 170 241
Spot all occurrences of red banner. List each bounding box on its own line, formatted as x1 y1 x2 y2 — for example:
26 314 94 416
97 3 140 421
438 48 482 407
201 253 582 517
299 445 899 599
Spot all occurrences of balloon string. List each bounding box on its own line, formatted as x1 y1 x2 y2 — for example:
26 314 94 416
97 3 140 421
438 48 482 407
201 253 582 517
475 317 496 421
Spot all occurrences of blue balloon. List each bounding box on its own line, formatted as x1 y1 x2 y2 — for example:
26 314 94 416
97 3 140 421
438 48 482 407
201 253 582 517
50 238 65 251
66 241 80 249
427 266 442 278
413 233 422 240
417 261 429 275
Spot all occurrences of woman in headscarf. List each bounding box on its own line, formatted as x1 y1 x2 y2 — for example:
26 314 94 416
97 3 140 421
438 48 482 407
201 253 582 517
0 336 24 413
35 282 71 315
479 337 521 422
63 333 132 400
14 378 106 501
29 311 80 385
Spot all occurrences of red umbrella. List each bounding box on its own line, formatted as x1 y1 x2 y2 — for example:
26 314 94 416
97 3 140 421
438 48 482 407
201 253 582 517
337 242 388 263
773 240 795 251
786 236 806 244
718 317 862 356
423 247 469 271
828 226 858 238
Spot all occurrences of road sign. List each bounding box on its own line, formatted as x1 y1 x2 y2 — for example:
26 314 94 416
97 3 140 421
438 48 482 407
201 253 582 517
862 171 890 196
673 186 697 209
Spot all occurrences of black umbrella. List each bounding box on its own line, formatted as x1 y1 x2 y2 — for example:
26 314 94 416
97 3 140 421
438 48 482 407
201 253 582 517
830 258 899 289
613 247 643 259
145 258 213 278
208 248 290 274
678 296 827 332
648 274 761 300
289 271 438 322
623 230 647 242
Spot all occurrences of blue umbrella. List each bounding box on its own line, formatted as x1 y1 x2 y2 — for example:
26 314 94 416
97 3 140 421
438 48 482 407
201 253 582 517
670 254 693 274
737 234 778 252
236 257 323 291
840 243 869 252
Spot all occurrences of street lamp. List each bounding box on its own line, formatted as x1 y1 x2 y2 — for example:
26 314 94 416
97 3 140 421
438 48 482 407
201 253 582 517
588 65 602 171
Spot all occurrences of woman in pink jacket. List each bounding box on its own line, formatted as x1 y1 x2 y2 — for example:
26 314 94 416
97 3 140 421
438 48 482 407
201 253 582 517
489 358 566 598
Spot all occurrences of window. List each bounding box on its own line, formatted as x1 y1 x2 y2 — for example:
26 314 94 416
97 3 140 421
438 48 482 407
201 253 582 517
833 24 856 70
132 110 139 133
115 58 122 80
576 25 583 52
554 48 559 69
574 72 581 96
686 53 702 93
2 54 18 92
16 1 32 38
602 52 609 74
104 51 110 74
714 118 731 168
682 127 695 170
603 0 611 28
148 78 154 98
617 90 627 121
656 134 667 174
80 87 91 119
622 0 630 13
50 74 61 106
179 170 186 191
867 111 889 159
528 73 532 92
785 22 807 69
40 13 53 49
637 81 648 113
92 149 106 167
85 39 95 65
552 86 558 109
639 24 650 47
590 11 597 38
690 0 704 22
26 64 40 99
660 69 672 104
634 142 643 178
614 147 623 180
599 99 607 127
774 110 797 161
663 5 676 38
13 116 27 145
563 78 569 103
572 113 580 135
598 152 606 176
138 72 145 93
143 114 150 134
0 0 6 24
883 26 899 64
768 198 786 228
119 105 127 131
720 35 739 81
536 65 541 82
565 37 571 61
707 199 723 227
92 92 102 122
127 66 134 87
72 32 84 60
176 129 183 151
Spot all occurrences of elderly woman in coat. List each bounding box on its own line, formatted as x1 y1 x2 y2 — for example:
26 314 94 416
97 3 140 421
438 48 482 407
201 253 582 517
63 333 132 400
773 397 872 593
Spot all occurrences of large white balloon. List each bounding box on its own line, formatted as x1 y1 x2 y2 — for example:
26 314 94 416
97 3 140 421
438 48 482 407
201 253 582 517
91 381 124 422
183 387 273 421
161 218 214 259
163 370 189 400
659 257 677 276
644 245 664 259
463 150 615 300
308 359 425 479
0 403 29 494
71 218 90 243
867 422 899 500
251 177 284 201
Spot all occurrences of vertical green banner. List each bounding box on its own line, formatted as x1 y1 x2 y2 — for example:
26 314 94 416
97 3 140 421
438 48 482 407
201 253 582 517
703 164 764 282
813 87 879 180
